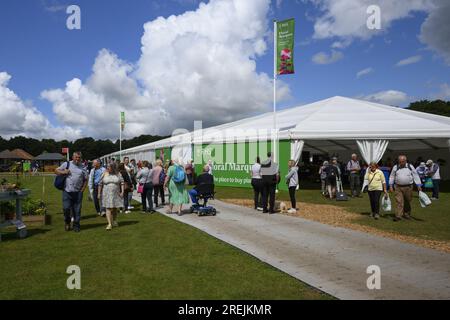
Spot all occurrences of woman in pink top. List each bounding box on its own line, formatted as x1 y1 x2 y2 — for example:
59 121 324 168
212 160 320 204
152 159 165 207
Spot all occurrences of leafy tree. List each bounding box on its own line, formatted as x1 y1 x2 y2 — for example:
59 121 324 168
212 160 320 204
0 134 167 160
407 100 450 117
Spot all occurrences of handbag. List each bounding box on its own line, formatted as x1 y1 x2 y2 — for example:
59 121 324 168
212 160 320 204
137 183 144 194
54 161 70 191
363 171 378 193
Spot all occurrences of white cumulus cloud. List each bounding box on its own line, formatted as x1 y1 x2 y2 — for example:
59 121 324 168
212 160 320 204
419 0 450 65
42 49 163 139
41 0 290 139
307 0 450 65
310 0 433 40
359 90 410 106
0 72 81 140
312 50 344 64
396 55 422 67
356 67 373 78
431 83 450 100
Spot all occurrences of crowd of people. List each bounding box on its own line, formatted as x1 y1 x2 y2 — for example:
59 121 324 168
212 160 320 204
249 152 441 222
55 152 215 232
316 153 441 220
55 150 442 232
249 152 299 215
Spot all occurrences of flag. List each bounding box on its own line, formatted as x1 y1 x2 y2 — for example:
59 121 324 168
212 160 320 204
120 112 125 131
276 19 295 75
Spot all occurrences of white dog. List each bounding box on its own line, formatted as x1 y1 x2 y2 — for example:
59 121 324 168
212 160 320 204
279 202 288 213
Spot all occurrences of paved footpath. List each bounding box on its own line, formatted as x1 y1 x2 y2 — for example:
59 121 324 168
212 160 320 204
134 195 450 299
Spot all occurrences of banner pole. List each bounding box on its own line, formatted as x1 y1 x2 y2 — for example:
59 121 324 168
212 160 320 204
273 19 278 163
119 112 122 162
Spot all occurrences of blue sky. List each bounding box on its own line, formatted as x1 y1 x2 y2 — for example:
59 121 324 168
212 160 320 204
0 0 449 139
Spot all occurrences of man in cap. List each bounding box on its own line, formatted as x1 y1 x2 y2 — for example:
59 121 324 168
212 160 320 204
426 159 440 200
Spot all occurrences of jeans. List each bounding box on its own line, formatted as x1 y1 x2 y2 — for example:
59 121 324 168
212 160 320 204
251 178 263 209
128 192 133 208
123 190 129 210
261 179 276 213
93 185 105 214
189 189 199 205
432 179 440 199
368 190 382 215
349 173 360 196
63 191 83 230
141 183 153 212
289 186 297 209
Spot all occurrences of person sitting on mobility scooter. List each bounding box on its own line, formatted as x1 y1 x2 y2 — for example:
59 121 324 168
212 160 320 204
189 165 216 216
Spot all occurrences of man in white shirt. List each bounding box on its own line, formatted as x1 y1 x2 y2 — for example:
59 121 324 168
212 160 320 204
389 155 422 221
346 154 361 197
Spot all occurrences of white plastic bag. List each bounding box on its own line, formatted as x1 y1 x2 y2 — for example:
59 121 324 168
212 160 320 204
419 191 432 208
381 195 391 212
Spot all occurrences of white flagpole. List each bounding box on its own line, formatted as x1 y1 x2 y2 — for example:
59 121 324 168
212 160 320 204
119 112 122 161
273 20 278 163
274 20 280 194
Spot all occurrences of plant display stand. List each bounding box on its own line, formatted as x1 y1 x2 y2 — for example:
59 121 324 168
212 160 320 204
0 189 30 242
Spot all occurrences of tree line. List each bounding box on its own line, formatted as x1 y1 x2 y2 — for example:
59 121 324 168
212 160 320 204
406 99 450 117
0 135 167 161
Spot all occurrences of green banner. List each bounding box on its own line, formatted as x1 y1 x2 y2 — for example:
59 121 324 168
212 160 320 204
23 162 31 172
276 19 295 75
120 112 125 130
193 141 291 191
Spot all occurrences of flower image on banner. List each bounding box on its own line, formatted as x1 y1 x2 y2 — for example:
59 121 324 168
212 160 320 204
276 19 295 75
120 111 125 131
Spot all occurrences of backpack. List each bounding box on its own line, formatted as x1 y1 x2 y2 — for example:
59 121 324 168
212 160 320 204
325 165 337 180
159 169 166 185
54 161 70 191
393 164 413 178
172 165 186 183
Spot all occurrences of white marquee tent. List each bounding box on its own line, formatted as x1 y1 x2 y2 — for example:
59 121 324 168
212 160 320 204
102 96 450 179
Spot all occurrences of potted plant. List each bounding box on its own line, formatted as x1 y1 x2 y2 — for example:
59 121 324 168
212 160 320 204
21 199 48 226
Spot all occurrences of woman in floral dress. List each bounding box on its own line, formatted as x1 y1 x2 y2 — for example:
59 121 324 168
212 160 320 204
164 159 189 216
98 162 124 230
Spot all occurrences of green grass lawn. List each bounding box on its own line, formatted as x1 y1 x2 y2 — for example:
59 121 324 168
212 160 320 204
0 175 330 300
215 182 450 242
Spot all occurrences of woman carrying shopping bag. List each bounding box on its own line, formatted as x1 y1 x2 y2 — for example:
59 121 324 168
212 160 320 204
364 161 388 220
